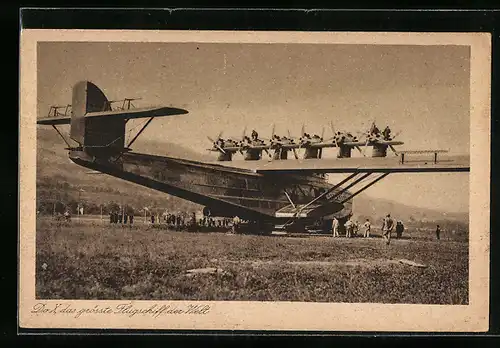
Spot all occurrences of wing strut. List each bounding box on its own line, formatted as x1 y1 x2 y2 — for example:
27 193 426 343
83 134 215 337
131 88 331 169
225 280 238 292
339 172 390 204
327 172 372 202
51 125 71 148
284 191 296 209
293 172 360 217
126 117 155 149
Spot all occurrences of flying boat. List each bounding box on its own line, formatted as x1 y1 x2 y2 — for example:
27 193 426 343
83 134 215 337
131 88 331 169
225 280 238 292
37 81 470 234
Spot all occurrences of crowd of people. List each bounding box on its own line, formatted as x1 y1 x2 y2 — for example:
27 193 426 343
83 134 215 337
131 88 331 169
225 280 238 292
109 211 135 225
146 211 235 232
331 214 406 244
105 208 443 243
107 209 238 232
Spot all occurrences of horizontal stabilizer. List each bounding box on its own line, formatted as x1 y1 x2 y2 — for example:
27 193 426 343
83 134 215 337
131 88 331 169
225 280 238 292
37 106 188 125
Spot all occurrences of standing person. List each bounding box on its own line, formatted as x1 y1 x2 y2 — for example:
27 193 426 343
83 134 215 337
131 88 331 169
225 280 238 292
129 212 134 225
232 216 241 234
251 130 258 141
331 217 339 237
382 214 394 245
363 219 371 238
382 126 392 140
344 218 353 238
396 221 404 239
354 220 359 237
191 212 197 227
436 225 441 240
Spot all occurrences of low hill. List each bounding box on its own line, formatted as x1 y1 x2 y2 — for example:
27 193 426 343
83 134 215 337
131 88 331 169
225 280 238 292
352 193 468 224
36 126 203 215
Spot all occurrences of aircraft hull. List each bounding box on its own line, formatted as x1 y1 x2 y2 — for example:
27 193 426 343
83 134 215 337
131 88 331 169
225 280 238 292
68 150 352 224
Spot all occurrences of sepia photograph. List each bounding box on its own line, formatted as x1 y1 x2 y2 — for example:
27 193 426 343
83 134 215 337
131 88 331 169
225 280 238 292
19 30 490 331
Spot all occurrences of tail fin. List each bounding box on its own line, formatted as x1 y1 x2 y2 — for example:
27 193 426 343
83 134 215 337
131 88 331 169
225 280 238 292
70 81 126 158
37 80 189 159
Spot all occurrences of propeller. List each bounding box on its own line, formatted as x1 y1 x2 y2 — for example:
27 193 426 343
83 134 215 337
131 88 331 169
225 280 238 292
237 126 249 153
263 148 273 160
298 124 310 150
326 121 339 147
240 126 248 144
260 123 276 144
391 130 402 140
288 129 299 160
357 125 371 157
389 129 402 155
207 131 226 154
207 136 226 154
360 137 370 157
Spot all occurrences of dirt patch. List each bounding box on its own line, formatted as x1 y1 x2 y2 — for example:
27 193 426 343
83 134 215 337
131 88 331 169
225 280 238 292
222 258 403 268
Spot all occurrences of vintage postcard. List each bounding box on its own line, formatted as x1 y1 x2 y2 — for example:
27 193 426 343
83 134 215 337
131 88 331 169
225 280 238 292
19 30 491 332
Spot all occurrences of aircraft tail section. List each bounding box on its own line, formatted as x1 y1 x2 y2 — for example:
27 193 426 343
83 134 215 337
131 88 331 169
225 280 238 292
70 81 126 158
37 80 189 159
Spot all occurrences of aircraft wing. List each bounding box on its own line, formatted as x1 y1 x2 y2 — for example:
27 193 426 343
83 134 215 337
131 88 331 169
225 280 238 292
370 140 405 146
244 144 274 151
216 154 470 174
37 106 188 125
307 140 369 149
37 115 74 125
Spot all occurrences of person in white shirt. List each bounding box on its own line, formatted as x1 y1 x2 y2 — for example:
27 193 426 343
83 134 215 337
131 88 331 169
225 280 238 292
363 219 371 238
344 218 353 238
381 214 394 245
232 216 241 234
331 217 339 237
354 220 360 236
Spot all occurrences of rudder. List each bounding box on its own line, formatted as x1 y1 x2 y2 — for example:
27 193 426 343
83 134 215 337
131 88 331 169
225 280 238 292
70 81 126 158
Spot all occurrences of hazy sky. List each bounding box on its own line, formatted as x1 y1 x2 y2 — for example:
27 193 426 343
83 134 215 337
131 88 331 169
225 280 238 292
37 42 470 213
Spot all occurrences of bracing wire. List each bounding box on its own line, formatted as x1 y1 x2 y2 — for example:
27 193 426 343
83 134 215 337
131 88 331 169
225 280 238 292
83 117 151 148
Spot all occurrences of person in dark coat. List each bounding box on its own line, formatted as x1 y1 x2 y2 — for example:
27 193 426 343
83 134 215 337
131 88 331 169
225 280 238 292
251 130 258 141
382 126 392 140
436 225 441 240
395 221 404 239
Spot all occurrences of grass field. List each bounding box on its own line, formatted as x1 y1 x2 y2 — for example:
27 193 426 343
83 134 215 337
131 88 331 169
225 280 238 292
35 218 469 304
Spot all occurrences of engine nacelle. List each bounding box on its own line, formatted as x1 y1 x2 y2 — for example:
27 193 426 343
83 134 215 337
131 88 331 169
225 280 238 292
337 145 352 158
372 144 388 157
217 152 233 161
304 147 320 159
244 149 262 160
